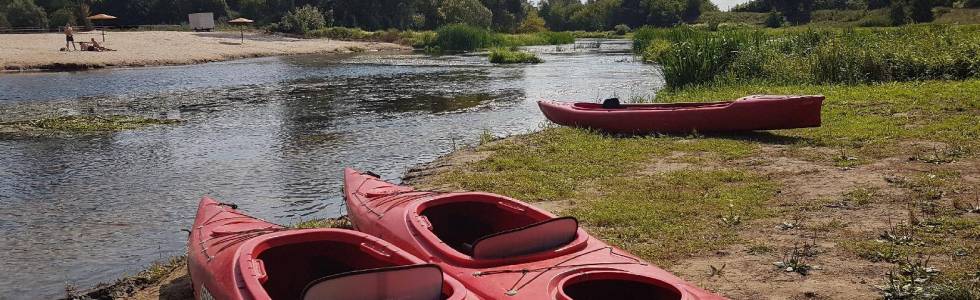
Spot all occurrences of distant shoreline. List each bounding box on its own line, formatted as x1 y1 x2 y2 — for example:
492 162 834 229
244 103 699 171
0 31 410 72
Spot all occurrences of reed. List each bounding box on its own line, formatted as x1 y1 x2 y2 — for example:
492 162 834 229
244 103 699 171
635 25 980 89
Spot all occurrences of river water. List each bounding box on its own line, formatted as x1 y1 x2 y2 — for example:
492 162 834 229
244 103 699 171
0 39 662 299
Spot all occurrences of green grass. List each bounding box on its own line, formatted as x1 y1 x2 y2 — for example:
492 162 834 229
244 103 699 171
424 127 770 264
655 80 980 158
633 25 980 88
488 47 543 64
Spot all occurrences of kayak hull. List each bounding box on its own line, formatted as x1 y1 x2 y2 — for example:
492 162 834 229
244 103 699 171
343 168 727 300
538 95 824 134
187 197 470 300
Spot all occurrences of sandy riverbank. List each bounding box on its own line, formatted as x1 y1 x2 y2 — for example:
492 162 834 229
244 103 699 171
0 31 410 71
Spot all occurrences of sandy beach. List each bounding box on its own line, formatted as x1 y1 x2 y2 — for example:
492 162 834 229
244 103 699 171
0 31 410 71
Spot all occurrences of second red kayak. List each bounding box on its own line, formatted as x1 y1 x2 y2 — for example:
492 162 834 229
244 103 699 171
344 168 726 300
538 95 824 134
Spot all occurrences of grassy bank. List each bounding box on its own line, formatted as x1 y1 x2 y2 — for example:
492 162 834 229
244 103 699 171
634 24 980 88
303 25 582 51
410 79 980 298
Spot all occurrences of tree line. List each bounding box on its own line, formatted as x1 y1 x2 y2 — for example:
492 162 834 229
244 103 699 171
1 0 720 32
734 0 980 25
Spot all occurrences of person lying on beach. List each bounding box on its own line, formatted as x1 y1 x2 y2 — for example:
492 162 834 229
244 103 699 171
84 38 115 52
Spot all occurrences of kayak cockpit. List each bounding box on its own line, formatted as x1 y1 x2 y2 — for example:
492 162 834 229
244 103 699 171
556 271 683 300
235 229 465 300
411 193 588 265
571 101 733 111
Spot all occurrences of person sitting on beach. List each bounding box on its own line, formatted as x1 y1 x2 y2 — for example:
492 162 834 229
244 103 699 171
86 38 114 52
64 24 77 51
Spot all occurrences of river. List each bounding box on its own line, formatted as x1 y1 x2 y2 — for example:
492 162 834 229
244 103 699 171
0 39 662 299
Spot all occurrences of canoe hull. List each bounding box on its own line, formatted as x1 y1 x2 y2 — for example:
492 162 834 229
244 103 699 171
343 168 727 300
538 95 824 134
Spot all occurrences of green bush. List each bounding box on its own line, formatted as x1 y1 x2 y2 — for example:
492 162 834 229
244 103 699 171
488 47 543 64
614 24 631 35
274 5 329 35
434 24 493 51
642 39 673 62
765 11 786 28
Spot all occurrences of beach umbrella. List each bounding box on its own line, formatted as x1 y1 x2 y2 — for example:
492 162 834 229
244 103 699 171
87 14 117 43
227 18 254 44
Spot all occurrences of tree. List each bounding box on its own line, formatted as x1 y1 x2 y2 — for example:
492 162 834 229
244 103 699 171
908 0 933 22
643 0 683 27
764 10 784 27
49 6 75 25
438 0 492 28
867 0 891 8
681 0 700 23
4 0 49 27
889 1 909 25
275 4 327 34
517 7 546 32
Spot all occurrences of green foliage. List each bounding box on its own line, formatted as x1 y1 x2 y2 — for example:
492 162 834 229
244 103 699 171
434 23 493 51
273 5 329 35
48 7 74 26
765 10 786 27
517 9 547 33
0 13 8 27
3 0 48 27
641 39 672 62
891 2 912 24
614 23 631 34
909 0 936 22
634 25 980 88
438 0 492 28
488 47 543 63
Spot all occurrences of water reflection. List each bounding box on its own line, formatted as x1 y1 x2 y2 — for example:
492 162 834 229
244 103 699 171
0 39 662 299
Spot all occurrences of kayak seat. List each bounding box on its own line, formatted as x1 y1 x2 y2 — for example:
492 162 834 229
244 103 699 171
302 264 444 300
471 217 579 259
601 98 622 109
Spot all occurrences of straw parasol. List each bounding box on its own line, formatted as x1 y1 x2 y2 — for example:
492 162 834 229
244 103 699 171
227 17 254 44
86 14 117 43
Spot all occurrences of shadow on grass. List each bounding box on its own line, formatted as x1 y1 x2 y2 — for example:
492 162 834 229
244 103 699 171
158 273 193 300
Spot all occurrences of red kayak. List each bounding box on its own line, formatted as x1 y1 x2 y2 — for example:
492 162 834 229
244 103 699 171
187 196 471 300
343 168 726 300
538 95 824 134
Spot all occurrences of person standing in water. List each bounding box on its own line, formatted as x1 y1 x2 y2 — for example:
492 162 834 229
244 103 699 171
64 24 77 51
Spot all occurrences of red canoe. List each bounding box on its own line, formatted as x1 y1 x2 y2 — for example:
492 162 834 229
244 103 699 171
343 168 727 300
538 95 824 134
187 196 471 300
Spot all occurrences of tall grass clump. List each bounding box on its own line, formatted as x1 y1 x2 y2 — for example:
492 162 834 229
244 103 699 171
488 47 543 64
434 24 493 51
639 25 980 89
491 31 574 47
